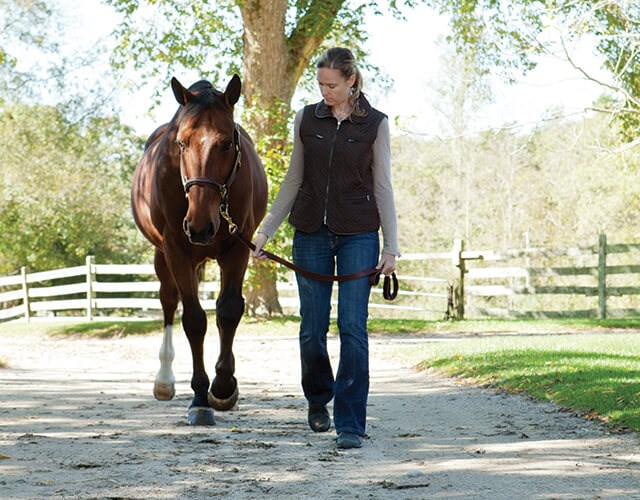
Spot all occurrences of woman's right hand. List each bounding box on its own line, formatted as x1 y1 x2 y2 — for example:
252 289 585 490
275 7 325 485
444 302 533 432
252 233 269 260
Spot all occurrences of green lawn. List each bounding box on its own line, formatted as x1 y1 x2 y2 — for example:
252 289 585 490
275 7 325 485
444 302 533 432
400 331 640 433
2 317 640 433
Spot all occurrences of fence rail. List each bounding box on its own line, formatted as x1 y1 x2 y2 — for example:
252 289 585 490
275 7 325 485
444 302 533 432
1 234 639 323
0 255 448 323
455 234 640 319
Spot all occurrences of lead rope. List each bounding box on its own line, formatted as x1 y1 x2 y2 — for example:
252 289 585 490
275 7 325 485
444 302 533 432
230 231 398 301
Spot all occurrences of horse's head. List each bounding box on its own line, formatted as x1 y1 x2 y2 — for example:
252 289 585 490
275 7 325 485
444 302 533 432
171 75 242 245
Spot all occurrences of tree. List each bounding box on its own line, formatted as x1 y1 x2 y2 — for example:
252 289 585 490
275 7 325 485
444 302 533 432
0 102 147 273
422 1 640 141
1 0 125 127
429 40 493 240
106 0 418 314
0 0 59 101
393 110 640 255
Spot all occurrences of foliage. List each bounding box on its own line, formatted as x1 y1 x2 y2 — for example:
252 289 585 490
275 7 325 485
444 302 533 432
242 98 295 313
0 0 59 101
393 111 640 253
106 0 243 103
104 0 416 312
0 102 149 273
410 332 640 432
0 2 150 276
423 0 640 140
105 0 399 100
0 1 120 124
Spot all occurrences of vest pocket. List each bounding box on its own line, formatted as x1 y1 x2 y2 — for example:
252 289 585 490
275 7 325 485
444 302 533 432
302 132 325 141
345 193 374 202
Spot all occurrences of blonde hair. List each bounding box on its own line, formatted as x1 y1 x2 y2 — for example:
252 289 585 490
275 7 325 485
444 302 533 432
316 47 366 117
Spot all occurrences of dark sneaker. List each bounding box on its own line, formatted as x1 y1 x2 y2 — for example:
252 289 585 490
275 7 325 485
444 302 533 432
336 432 362 449
308 405 330 432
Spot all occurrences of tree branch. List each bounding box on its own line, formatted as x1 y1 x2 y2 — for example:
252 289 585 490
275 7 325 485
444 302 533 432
287 0 346 84
560 34 640 110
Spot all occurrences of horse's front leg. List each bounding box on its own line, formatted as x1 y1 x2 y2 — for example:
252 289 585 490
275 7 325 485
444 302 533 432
164 241 214 426
181 293 214 425
153 249 178 401
208 248 248 411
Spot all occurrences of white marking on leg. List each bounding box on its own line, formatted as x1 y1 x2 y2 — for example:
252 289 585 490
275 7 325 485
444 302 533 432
155 324 175 387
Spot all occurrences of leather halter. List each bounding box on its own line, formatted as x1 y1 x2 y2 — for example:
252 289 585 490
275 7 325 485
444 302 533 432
178 124 242 220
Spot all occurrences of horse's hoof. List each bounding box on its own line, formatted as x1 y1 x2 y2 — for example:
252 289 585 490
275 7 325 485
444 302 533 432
187 406 215 426
208 383 239 411
153 381 176 401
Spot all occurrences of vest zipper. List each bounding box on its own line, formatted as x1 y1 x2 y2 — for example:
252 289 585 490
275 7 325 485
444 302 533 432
323 119 341 225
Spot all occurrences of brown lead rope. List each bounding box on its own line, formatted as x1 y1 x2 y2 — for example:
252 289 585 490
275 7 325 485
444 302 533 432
234 232 398 301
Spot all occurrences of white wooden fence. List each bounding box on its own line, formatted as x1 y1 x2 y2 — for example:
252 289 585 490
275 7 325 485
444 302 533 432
0 255 448 323
453 234 640 319
3 234 638 323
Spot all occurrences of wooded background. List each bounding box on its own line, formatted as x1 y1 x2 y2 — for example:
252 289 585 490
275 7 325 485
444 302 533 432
1 1 639 313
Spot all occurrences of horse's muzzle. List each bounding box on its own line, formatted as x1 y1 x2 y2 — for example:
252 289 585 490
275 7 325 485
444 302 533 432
183 218 216 245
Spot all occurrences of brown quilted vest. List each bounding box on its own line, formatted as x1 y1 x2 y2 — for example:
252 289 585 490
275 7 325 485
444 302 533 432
289 95 386 235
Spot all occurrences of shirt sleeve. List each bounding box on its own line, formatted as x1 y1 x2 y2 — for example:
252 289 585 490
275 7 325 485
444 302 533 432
373 117 400 257
257 109 305 238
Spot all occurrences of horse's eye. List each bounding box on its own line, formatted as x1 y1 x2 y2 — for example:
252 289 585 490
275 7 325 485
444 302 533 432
176 139 186 151
223 140 233 152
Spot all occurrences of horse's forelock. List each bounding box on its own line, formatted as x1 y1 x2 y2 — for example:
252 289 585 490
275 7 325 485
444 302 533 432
172 80 230 130
188 80 212 92
187 80 223 102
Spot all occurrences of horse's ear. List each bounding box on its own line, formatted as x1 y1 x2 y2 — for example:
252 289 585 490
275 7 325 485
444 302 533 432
224 74 242 107
171 77 193 105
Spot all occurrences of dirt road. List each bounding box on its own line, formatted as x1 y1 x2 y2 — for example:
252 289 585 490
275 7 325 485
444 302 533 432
1 327 639 499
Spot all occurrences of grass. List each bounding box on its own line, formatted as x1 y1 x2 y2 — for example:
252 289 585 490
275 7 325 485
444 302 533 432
48 320 163 338
375 317 640 335
402 332 640 433
2 316 640 432
3 316 640 338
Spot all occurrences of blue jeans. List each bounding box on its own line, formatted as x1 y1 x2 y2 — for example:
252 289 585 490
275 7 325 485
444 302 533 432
292 226 379 436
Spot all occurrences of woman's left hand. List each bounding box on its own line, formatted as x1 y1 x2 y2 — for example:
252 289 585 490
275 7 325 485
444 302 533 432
376 253 396 276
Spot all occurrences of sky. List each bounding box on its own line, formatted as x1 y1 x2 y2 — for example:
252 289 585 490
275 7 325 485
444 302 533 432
362 4 610 137
50 1 611 139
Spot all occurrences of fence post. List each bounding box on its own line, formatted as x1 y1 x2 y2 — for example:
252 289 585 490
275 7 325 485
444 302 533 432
86 255 94 321
598 233 607 319
20 266 30 322
452 239 465 320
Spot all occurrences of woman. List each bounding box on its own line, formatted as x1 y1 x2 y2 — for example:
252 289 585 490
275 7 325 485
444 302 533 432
252 47 399 449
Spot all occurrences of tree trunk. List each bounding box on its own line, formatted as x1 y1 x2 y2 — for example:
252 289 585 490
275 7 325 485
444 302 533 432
240 0 296 116
240 1 294 315
238 0 346 315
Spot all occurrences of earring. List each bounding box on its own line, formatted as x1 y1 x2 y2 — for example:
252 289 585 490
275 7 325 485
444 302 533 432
349 87 354 96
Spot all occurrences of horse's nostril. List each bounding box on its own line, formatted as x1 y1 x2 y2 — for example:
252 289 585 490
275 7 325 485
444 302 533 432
184 220 216 245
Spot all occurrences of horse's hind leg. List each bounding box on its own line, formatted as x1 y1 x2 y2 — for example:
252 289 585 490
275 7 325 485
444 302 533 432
208 250 247 411
153 249 179 401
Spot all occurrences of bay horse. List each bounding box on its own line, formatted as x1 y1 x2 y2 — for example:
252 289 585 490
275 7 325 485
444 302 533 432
131 75 267 425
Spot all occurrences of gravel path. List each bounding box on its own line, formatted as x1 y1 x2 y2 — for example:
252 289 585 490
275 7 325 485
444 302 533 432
1 327 639 499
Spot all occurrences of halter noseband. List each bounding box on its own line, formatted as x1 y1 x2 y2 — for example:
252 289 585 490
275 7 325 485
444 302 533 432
178 124 242 233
